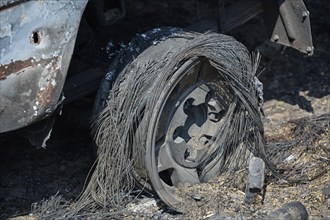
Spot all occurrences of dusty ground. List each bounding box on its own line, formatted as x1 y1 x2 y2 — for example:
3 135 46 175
0 0 329 219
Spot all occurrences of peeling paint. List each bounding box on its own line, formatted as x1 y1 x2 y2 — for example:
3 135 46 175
0 56 60 81
0 0 88 133
0 58 35 80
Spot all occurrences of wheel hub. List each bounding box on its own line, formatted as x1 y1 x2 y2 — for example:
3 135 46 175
166 84 226 169
151 58 233 191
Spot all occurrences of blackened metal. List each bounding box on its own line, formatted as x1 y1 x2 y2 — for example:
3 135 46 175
62 68 104 104
279 0 297 41
224 0 263 33
195 0 201 21
87 0 126 27
217 0 226 32
262 0 314 55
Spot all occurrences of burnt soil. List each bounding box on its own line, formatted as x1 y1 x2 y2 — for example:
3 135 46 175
0 0 329 219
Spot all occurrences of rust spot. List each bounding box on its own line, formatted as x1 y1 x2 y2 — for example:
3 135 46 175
36 79 55 107
0 58 36 80
1 56 61 108
36 58 60 107
0 56 61 108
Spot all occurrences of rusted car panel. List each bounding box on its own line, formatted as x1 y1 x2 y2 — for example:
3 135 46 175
0 0 88 133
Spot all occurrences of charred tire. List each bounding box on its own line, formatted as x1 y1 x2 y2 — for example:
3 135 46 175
145 56 235 210
94 28 261 212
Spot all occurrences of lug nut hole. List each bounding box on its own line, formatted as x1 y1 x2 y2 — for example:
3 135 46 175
183 98 194 114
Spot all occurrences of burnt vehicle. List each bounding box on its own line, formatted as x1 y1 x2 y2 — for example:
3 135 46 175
0 0 313 212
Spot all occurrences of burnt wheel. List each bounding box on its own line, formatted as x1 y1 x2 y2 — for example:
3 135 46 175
145 57 234 209
93 28 261 212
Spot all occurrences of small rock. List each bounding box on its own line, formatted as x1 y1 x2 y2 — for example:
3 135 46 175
245 157 265 204
192 194 202 201
322 186 330 198
261 201 308 220
126 198 158 213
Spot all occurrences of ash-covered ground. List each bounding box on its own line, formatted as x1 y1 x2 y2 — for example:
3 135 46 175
0 1 329 219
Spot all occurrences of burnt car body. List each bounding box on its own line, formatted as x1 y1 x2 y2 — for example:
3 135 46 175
0 0 313 137
0 0 88 133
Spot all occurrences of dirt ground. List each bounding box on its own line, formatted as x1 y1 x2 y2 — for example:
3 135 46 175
0 0 329 219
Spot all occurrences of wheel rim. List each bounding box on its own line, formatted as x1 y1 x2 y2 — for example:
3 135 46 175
146 57 234 210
